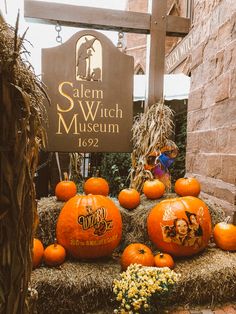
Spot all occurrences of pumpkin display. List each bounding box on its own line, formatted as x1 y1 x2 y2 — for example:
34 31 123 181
142 179 165 199
154 253 174 269
147 196 212 257
43 242 66 266
174 177 201 197
83 177 109 196
118 188 140 210
32 238 44 268
121 243 155 270
56 194 122 259
213 213 236 251
55 172 77 201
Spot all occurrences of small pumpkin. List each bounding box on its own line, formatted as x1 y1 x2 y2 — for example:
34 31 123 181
213 213 236 251
174 177 201 197
143 179 165 199
147 196 212 257
56 194 122 259
43 241 66 266
121 243 155 270
154 253 174 269
32 238 44 268
55 172 77 201
118 188 140 210
83 177 109 196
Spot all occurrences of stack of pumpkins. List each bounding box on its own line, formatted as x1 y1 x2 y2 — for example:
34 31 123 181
33 176 236 270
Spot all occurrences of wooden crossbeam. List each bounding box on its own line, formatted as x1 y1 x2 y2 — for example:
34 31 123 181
24 0 190 37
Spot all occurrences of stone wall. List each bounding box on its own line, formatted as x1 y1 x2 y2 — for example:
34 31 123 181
186 0 236 215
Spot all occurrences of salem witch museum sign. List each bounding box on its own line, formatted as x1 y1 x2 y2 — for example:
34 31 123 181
42 30 134 152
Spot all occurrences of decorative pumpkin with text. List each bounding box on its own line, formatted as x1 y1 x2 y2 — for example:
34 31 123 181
154 253 174 269
213 215 236 251
118 188 140 210
83 177 109 196
147 196 212 257
142 179 165 199
174 177 201 197
43 242 66 266
121 243 155 270
55 173 77 201
56 194 122 259
32 238 44 268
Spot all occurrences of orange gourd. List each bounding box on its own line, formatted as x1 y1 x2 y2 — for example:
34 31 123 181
83 177 109 196
43 242 66 266
147 196 212 257
213 213 236 251
143 179 165 199
121 243 155 270
154 253 174 269
55 172 77 201
32 238 44 268
118 188 140 210
174 177 201 197
56 194 122 259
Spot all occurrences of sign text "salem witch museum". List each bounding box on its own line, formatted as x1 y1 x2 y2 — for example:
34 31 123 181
42 30 134 152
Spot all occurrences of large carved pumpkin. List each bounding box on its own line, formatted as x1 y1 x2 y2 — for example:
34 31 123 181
56 194 122 259
147 196 212 257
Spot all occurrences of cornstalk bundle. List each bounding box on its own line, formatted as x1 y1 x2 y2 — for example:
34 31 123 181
130 100 175 191
0 16 45 314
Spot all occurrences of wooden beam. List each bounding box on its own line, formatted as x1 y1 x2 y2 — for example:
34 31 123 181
147 0 167 105
24 0 190 36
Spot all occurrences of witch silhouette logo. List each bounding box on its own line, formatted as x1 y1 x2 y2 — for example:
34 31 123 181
76 35 102 81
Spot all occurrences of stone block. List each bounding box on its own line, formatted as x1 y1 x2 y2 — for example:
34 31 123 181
210 98 236 128
215 72 230 102
230 67 236 98
186 131 200 153
188 87 203 111
217 19 233 50
206 153 223 179
217 126 236 154
202 79 217 108
198 130 217 153
221 154 236 184
191 44 204 70
224 39 236 73
215 49 224 78
187 107 211 132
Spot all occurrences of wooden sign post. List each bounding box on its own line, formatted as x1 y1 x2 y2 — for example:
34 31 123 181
24 0 190 106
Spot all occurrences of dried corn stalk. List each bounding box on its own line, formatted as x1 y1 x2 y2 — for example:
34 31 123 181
130 100 175 191
0 16 45 314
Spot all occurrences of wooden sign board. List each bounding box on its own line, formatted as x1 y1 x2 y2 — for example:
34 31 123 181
42 30 134 152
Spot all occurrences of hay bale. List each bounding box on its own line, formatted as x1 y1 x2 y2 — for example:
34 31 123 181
36 194 225 250
31 248 236 313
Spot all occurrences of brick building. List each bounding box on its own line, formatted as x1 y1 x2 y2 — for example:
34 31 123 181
127 0 236 215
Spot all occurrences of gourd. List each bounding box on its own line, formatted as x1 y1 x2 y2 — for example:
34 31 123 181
83 177 109 196
174 177 201 197
154 253 174 269
142 179 165 199
213 212 236 251
147 196 212 257
55 172 77 201
43 241 66 266
121 243 155 270
118 188 140 210
56 194 122 259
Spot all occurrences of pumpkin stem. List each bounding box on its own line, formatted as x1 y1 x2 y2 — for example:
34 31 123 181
225 216 231 224
233 211 236 226
63 172 69 181
159 253 164 258
138 249 146 254
54 238 58 248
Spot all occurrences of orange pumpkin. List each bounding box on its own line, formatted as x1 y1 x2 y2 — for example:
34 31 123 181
143 179 165 199
32 238 44 268
43 242 66 266
213 214 236 251
174 177 201 197
154 253 174 269
118 188 140 210
121 243 155 270
147 196 212 257
83 177 109 196
56 194 122 259
55 173 77 201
